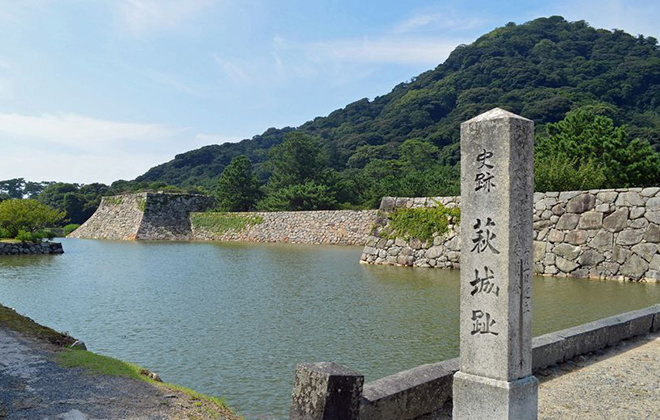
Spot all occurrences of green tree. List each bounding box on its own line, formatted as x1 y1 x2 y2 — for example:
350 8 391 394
536 108 660 188
259 181 338 211
215 156 262 211
0 199 65 238
0 178 26 199
266 132 328 190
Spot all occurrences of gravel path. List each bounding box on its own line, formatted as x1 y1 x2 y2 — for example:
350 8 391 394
537 331 660 419
0 327 238 420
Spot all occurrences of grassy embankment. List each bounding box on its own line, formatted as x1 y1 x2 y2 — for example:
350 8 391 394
0 303 241 420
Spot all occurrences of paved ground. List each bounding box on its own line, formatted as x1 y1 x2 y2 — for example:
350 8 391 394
0 327 238 420
537 331 660 419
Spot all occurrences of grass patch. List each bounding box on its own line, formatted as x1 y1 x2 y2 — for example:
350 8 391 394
0 303 75 347
57 348 239 419
381 203 460 243
0 238 20 243
104 196 124 205
190 212 263 235
136 195 147 212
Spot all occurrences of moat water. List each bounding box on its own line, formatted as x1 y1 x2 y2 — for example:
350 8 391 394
1 238 660 419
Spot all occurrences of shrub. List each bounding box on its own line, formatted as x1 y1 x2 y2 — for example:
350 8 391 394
63 224 81 235
382 203 461 243
0 199 65 238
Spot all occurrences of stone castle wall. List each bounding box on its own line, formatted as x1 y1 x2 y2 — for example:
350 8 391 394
361 187 660 282
69 193 213 241
71 193 378 245
0 241 63 255
191 210 379 246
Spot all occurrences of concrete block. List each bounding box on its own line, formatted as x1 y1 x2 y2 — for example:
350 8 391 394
452 372 538 420
531 333 565 371
361 359 458 420
290 362 363 420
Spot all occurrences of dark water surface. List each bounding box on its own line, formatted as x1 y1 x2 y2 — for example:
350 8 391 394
1 238 660 419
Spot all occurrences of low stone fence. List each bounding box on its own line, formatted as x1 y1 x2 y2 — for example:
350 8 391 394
191 210 379 246
361 188 660 282
0 241 63 255
290 304 660 419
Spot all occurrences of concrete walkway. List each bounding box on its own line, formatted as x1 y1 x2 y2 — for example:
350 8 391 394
0 327 237 420
537 331 660 419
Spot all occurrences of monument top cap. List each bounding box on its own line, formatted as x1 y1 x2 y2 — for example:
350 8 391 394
463 107 531 124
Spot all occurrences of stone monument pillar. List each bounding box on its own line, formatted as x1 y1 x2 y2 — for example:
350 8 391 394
452 108 538 419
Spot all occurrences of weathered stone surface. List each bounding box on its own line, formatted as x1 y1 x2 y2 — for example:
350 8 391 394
559 191 581 201
547 229 564 243
589 229 613 251
596 191 618 203
620 254 649 279
556 256 578 273
290 362 363 420
644 224 660 242
631 218 649 229
556 213 580 230
551 204 565 216
577 211 603 230
553 244 580 260
454 108 536 419
613 246 631 264
646 197 660 211
630 206 646 219
616 229 644 246
0 241 64 256
632 243 658 262
641 187 660 197
566 193 596 213
616 191 644 207
645 210 660 225
426 246 443 259
595 203 610 213
579 250 605 267
603 208 629 232
565 230 588 245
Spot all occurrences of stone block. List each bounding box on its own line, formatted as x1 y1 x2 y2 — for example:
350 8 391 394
553 243 580 260
644 224 660 242
556 256 578 273
631 218 649 229
645 210 660 224
620 253 649 279
547 229 564 243
631 206 646 219
556 317 626 360
532 333 565 370
632 243 658 262
647 197 660 211
579 249 605 267
361 359 457 420
577 211 603 229
533 241 546 262
566 193 596 213
453 372 538 420
551 204 565 216
589 229 613 251
290 362 363 420
616 191 644 207
565 230 588 245
603 208 629 232
617 229 644 246
596 190 618 203
559 191 581 201
556 213 580 230
617 307 656 337
642 187 660 197
595 203 611 213
379 197 396 211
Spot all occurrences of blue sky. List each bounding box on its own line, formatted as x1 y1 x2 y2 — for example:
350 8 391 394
1 0 659 184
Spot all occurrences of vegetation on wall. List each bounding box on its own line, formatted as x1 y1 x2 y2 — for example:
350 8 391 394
381 204 461 243
190 212 264 235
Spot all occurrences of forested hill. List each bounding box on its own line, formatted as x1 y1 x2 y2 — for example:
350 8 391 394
136 16 660 202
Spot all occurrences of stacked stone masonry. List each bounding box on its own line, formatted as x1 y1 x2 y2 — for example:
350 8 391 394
0 241 63 255
71 192 378 246
69 193 214 241
191 210 379 246
361 188 660 282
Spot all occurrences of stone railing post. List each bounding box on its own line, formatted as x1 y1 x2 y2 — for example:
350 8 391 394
290 362 363 420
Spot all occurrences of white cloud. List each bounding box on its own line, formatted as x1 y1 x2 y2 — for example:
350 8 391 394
212 55 251 83
394 12 486 34
0 112 183 151
283 36 465 66
117 0 217 34
0 112 240 184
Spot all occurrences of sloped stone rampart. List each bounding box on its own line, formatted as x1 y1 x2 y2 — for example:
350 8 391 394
69 193 213 241
361 188 660 282
191 210 379 246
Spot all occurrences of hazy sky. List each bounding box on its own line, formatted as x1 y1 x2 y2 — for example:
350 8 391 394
1 0 659 184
